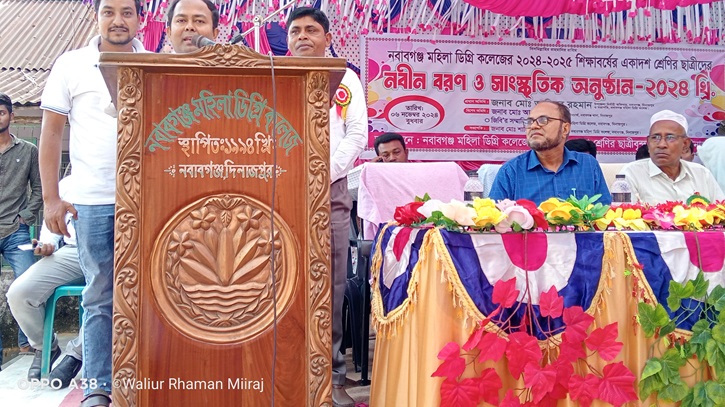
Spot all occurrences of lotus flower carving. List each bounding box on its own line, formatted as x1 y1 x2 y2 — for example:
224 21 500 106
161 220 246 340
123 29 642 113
153 194 297 340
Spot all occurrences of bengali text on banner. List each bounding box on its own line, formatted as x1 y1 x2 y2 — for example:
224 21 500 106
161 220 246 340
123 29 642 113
360 34 725 162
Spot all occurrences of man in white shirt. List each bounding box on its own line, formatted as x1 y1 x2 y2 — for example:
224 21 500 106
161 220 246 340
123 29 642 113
621 110 724 204
287 7 367 407
7 176 83 388
38 0 145 405
699 136 725 194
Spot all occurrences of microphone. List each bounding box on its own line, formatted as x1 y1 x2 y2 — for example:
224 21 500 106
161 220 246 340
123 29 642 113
230 33 245 45
191 34 216 48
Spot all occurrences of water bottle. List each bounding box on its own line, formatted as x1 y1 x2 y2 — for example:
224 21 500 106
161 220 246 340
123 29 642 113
464 171 484 205
610 174 632 205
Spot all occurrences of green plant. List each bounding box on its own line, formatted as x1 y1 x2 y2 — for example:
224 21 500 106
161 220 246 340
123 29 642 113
538 194 610 231
638 271 725 406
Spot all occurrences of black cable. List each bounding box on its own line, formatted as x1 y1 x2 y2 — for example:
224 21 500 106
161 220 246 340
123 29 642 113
267 50 278 407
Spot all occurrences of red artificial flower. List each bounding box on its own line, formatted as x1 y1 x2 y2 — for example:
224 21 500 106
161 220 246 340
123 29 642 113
612 202 645 211
394 201 425 226
654 200 680 213
516 199 549 230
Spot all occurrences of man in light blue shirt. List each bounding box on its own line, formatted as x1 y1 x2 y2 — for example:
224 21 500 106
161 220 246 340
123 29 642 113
489 101 611 205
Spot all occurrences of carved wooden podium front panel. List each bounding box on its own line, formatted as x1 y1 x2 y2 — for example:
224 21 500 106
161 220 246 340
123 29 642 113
101 46 345 407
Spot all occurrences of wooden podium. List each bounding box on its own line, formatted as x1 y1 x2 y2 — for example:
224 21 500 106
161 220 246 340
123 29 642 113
100 46 346 407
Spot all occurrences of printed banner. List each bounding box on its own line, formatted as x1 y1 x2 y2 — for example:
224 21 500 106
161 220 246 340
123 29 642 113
360 34 725 162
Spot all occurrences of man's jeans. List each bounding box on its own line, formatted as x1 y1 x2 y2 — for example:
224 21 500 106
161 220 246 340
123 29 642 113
0 224 35 366
74 204 114 395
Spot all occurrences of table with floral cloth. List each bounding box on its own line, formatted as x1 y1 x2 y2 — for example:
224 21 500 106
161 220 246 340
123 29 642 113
368 225 725 406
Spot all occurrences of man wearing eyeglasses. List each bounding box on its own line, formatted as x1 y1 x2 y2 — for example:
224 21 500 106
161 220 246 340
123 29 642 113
620 110 724 204
489 101 611 205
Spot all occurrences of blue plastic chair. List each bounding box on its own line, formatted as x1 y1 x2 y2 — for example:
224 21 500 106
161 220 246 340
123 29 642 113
41 285 84 377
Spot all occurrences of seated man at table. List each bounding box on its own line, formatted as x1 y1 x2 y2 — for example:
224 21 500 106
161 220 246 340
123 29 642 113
564 138 597 157
635 144 650 160
371 132 408 163
681 138 696 162
620 110 724 204
489 101 611 205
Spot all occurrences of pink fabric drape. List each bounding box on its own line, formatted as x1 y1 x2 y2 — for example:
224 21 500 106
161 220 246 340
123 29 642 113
356 162 468 239
143 20 166 52
240 22 272 54
463 0 720 17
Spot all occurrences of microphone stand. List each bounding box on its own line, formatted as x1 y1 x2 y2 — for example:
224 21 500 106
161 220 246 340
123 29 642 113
240 1 295 53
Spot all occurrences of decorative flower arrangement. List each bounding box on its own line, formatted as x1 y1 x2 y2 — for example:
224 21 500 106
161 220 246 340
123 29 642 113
538 194 609 230
393 194 725 233
433 279 638 406
604 200 725 231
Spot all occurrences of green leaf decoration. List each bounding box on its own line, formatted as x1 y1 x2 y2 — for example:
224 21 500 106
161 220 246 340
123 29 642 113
638 302 671 337
681 388 695 407
708 286 725 313
690 319 713 360
668 280 695 311
659 321 677 338
640 359 662 380
659 381 690 402
639 372 665 400
589 204 610 220
692 382 714 407
415 193 431 202
692 271 709 299
705 382 725 405
712 324 725 343
425 211 460 231
705 339 725 374
659 348 686 385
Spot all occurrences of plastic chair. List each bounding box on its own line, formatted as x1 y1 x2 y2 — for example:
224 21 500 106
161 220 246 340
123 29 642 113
41 285 84 377
349 238 372 385
343 201 374 385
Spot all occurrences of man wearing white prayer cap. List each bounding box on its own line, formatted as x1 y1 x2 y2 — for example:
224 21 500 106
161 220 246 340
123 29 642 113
619 110 724 204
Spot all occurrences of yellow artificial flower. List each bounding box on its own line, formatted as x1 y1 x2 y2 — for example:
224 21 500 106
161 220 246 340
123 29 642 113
710 204 725 225
594 207 621 230
547 202 578 224
474 206 506 228
612 208 649 231
627 218 651 231
673 205 712 230
538 197 563 213
472 197 497 211
622 208 642 219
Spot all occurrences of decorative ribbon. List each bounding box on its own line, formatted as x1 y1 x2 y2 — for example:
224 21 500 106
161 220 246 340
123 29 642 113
88 0 722 48
371 227 719 344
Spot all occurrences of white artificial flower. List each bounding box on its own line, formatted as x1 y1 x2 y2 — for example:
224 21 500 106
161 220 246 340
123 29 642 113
417 199 444 218
495 205 535 233
440 199 477 226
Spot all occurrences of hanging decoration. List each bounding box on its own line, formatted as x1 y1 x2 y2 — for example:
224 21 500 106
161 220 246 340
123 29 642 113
83 0 724 46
